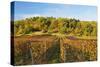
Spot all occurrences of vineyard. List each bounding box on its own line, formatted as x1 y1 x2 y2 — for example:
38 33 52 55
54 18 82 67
11 17 97 65
12 35 97 65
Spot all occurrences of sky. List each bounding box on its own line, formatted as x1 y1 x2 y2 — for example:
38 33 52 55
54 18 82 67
12 1 97 21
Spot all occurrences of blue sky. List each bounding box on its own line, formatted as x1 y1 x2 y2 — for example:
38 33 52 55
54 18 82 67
12 1 97 21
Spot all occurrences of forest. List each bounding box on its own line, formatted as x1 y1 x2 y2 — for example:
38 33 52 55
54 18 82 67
12 16 97 38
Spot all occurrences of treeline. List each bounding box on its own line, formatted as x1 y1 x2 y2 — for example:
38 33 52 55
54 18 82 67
12 16 97 36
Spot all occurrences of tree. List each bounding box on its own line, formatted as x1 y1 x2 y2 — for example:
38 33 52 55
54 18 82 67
13 16 97 37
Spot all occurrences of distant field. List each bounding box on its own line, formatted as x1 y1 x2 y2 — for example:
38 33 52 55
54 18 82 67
12 35 97 65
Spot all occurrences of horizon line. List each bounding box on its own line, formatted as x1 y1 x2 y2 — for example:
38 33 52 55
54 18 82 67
13 16 97 22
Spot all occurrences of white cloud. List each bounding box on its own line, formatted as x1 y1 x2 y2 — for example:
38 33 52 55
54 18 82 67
21 14 42 18
15 14 48 20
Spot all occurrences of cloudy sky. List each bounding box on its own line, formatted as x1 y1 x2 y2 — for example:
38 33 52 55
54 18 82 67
12 1 97 21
